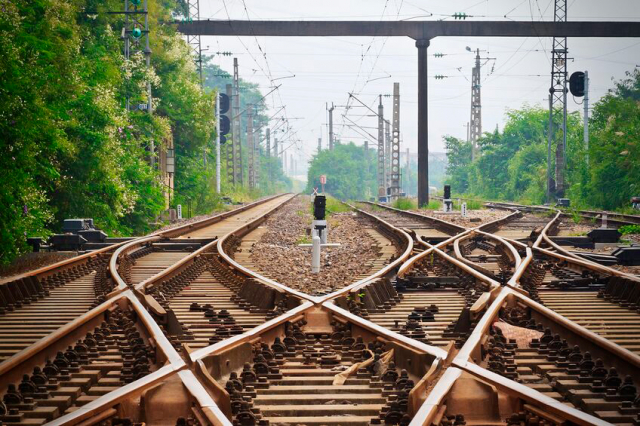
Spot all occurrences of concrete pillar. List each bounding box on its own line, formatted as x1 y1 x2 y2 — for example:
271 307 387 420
416 39 430 207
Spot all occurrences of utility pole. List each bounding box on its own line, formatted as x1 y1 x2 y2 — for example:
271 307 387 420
405 148 410 195
266 128 271 188
225 83 235 185
377 96 385 199
548 0 569 198
385 119 391 191
470 49 482 160
253 131 259 188
547 94 553 203
328 103 335 150
266 128 271 159
233 58 243 185
390 82 401 198
247 104 255 190
216 92 221 193
584 70 589 166
317 137 322 153
274 137 278 159
123 0 152 165
364 140 369 167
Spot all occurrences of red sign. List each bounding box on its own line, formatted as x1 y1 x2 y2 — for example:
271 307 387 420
320 175 327 185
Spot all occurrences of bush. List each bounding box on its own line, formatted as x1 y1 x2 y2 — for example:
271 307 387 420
392 197 417 211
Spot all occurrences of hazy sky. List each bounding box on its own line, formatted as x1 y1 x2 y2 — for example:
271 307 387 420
198 0 640 177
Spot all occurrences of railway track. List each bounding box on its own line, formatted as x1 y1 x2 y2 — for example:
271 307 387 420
2 193 639 426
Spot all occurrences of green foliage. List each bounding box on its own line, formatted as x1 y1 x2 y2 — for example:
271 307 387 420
575 69 640 210
465 200 483 210
306 142 376 200
392 197 417 211
0 0 277 265
620 225 640 235
423 200 442 210
443 136 472 193
568 209 582 224
326 197 352 215
444 71 640 212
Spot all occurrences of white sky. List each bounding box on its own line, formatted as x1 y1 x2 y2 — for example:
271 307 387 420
199 0 640 175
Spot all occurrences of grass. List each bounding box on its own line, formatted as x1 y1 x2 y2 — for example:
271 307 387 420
296 235 312 245
568 209 582 224
326 197 352 215
392 197 417 211
620 224 640 235
465 199 483 210
422 200 442 210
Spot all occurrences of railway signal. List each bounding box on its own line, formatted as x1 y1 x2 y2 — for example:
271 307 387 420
569 71 586 97
218 93 230 144
216 92 231 193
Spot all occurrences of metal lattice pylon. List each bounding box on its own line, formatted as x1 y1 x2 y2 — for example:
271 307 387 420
548 0 568 199
123 0 152 168
377 96 385 198
470 49 482 160
389 82 401 197
186 0 203 81
123 0 151 114
225 84 235 185
233 58 243 185
247 104 255 190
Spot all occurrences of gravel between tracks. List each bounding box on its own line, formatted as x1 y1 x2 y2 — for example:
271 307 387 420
0 252 77 279
248 196 382 296
410 208 511 227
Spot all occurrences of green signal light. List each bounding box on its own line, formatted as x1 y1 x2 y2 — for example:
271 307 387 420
132 27 142 38
131 0 142 5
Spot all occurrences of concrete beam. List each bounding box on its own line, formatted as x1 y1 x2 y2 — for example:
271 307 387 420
176 20 640 40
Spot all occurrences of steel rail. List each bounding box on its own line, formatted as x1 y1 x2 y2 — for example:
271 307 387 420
108 194 297 299
358 201 468 235
0 289 185 416
453 360 609 426
318 202 414 300
0 194 286 289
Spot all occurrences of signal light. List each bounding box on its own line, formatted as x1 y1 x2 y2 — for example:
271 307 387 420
569 71 586 97
132 27 142 38
220 115 230 135
131 0 141 5
219 93 230 114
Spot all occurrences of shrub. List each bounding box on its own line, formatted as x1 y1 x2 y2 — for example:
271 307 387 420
393 197 417 211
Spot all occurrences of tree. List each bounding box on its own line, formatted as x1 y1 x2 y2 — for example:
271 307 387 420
443 136 472 193
579 69 640 209
305 143 376 200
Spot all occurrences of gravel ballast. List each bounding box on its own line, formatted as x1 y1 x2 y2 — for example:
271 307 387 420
246 196 384 296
